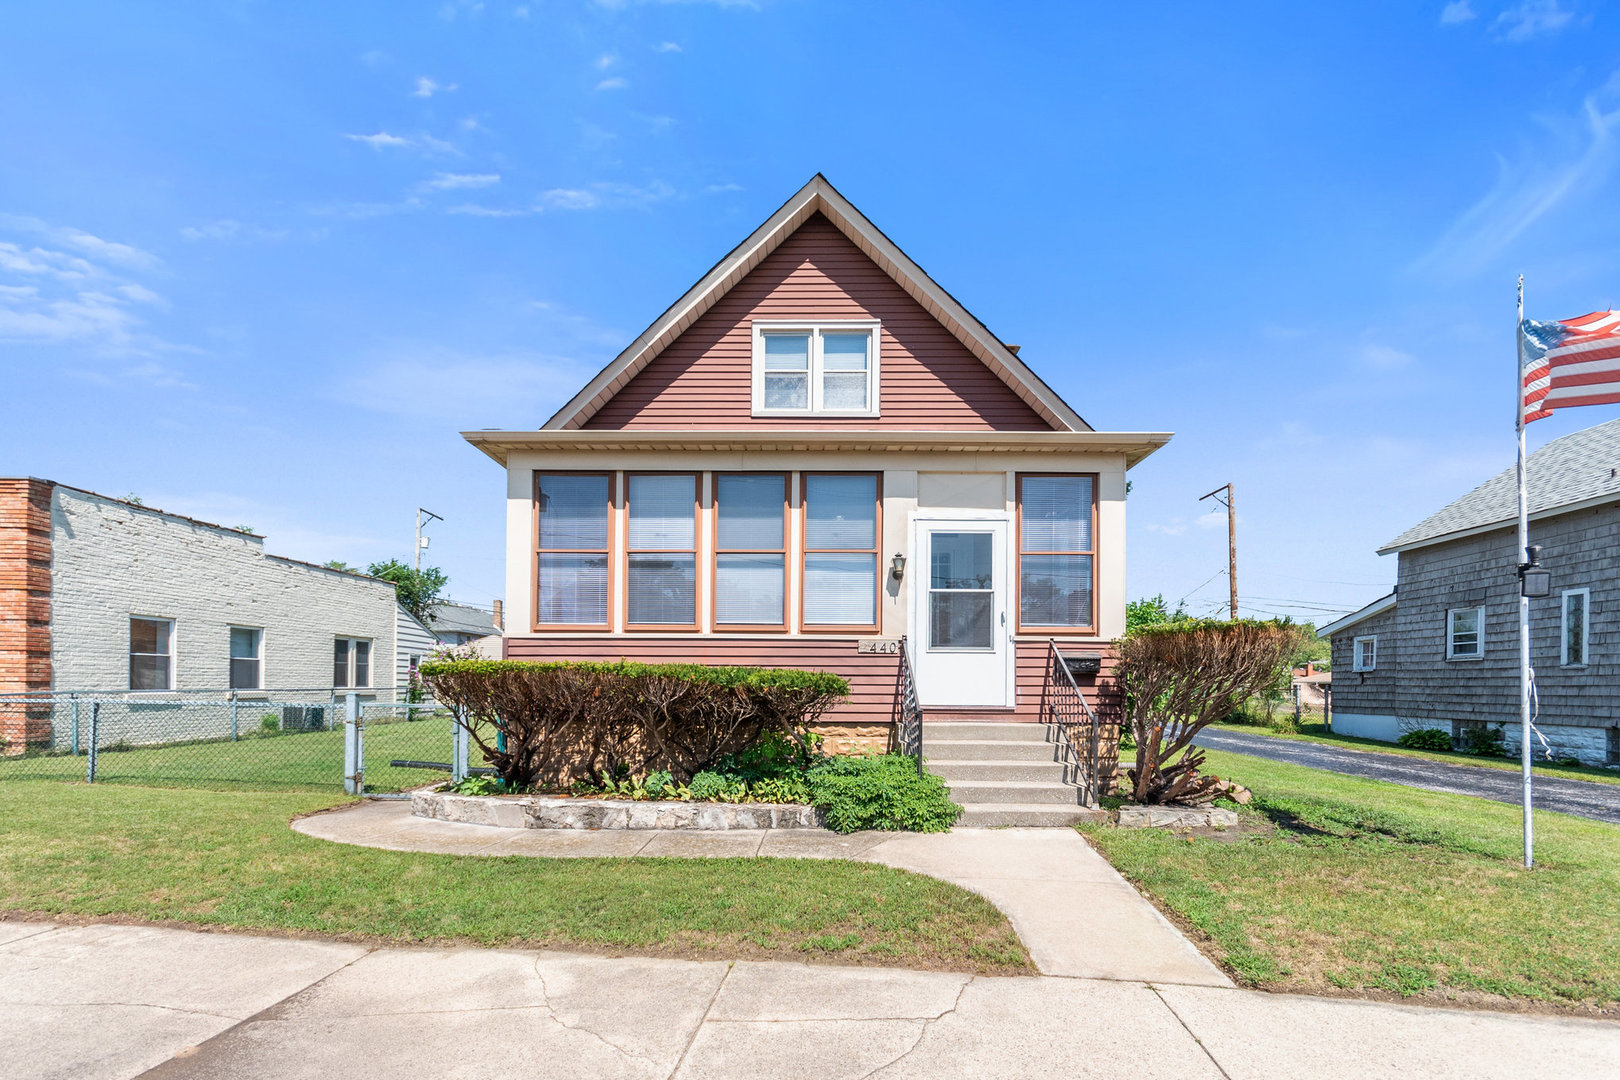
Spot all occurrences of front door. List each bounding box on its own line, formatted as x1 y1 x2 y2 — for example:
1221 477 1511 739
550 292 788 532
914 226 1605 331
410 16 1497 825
909 517 1013 708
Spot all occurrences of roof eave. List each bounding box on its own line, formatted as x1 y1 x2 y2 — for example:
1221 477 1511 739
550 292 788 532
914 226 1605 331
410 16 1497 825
1377 491 1620 555
1319 593 1397 637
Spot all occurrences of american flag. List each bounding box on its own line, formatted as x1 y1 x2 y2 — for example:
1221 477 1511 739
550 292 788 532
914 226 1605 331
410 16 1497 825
1520 310 1620 424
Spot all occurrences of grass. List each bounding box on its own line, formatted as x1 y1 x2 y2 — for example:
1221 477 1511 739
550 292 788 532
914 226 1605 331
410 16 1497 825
0 715 457 793
1210 719 1620 787
0 782 1029 975
1082 748 1620 1013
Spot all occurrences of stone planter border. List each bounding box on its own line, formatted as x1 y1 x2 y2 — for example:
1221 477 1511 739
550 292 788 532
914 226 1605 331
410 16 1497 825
411 789 821 831
1115 805 1239 829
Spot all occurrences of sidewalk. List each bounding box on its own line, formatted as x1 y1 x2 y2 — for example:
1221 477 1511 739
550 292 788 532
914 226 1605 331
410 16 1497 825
3 921 1615 1080
294 799 1226 986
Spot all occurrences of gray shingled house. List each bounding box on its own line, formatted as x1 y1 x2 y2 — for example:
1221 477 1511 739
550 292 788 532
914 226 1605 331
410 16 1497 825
1322 419 1620 766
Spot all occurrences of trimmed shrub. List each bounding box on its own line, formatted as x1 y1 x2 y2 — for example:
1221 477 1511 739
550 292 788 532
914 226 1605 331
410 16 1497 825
1458 725 1506 757
687 771 747 802
421 659 849 790
806 754 961 833
1397 729 1453 752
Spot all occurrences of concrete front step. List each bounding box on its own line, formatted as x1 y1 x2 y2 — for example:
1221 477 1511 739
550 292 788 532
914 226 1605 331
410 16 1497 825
956 803 1106 827
941 779 1083 805
923 739 1060 762
929 760 1068 783
924 722 1053 742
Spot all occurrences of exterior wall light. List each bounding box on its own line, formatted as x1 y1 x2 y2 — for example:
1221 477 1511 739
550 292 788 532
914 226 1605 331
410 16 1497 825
1519 544 1550 599
890 553 906 581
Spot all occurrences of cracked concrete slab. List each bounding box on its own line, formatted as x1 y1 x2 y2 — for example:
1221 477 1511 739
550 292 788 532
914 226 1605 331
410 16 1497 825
0 921 55 947
708 961 970 1022
635 830 767 858
675 1017 931 1080
1157 984 1620 1080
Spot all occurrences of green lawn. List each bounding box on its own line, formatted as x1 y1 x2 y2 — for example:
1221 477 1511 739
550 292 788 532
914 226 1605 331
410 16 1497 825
0 783 1029 974
1083 748 1620 1013
1210 720 1620 786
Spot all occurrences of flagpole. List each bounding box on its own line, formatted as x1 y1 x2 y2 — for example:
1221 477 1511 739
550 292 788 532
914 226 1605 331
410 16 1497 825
1517 274 1534 870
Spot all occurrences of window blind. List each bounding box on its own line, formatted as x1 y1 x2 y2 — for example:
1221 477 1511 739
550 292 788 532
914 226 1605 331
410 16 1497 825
717 474 783 550
805 475 876 549
628 474 695 549
1020 476 1092 552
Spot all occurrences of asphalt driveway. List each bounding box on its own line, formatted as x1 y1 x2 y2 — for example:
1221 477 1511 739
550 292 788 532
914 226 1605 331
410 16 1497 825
1193 728 1620 826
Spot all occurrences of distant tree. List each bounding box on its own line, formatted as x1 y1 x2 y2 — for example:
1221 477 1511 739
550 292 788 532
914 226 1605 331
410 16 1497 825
1126 594 1192 636
323 560 356 572
124 494 144 505
233 525 256 534
368 559 449 624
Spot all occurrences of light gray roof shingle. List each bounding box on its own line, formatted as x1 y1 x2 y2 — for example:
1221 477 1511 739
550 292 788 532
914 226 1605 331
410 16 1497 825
1380 418 1620 552
428 602 499 637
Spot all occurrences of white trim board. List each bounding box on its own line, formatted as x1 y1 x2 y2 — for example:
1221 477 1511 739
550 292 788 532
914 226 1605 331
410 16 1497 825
1319 592 1396 637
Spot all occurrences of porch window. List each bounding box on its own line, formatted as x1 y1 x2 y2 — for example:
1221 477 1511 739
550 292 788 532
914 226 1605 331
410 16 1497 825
1562 588 1589 666
229 626 262 690
1446 607 1484 660
715 473 787 627
1017 475 1096 631
535 473 611 627
753 322 880 416
627 473 698 628
334 638 371 688
129 617 173 691
801 473 880 629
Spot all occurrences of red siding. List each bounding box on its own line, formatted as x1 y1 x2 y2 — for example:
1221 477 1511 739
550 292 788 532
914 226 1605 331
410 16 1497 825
584 214 1053 431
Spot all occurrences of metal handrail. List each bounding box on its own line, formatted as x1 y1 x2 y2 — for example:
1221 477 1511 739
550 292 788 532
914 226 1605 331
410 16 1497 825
1044 639 1102 807
896 635 924 774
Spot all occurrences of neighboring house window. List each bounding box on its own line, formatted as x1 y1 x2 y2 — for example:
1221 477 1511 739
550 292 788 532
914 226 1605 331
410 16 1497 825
752 321 880 416
1017 475 1096 631
801 473 880 629
626 473 698 628
715 473 787 628
229 627 262 690
1352 635 1377 672
535 473 612 627
1562 588 1590 666
1446 606 1485 660
129 617 173 691
333 638 371 688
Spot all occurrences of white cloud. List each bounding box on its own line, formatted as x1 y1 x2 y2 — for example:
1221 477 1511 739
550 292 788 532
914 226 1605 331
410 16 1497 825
418 134 461 155
420 172 501 191
0 215 160 271
412 76 457 98
538 188 600 210
459 115 486 132
595 76 629 91
705 182 744 194
512 5 531 18
116 283 165 306
447 204 529 217
1439 1 1475 25
535 180 675 212
1493 0 1573 41
346 131 412 149
1359 344 1415 370
179 219 288 242
655 41 682 52
596 54 617 70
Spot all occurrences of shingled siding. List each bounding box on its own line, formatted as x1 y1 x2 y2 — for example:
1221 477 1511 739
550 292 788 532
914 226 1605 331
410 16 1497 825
1392 504 1620 736
583 213 1053 431
1328 606 1397 720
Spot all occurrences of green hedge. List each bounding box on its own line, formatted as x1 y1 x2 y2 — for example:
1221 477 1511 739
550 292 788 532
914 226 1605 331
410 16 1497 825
419 659 848 696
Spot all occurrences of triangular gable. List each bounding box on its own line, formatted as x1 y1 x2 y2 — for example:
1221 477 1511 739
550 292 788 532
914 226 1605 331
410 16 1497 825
544 175 1089 432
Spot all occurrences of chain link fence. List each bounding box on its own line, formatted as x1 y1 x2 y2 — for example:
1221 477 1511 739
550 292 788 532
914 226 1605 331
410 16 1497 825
0 693 469 794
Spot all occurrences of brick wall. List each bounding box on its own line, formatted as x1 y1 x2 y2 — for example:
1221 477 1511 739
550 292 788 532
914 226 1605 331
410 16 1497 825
0 478 54 750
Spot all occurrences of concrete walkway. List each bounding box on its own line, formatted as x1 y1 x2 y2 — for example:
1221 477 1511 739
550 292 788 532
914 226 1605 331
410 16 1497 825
295 800 1227 986
3 921 1615 1080
1195 727 1620 825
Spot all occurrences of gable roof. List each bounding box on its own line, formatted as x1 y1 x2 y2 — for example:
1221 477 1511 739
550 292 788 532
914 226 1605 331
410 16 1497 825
1379 418 1620 554
428 601 500 637
1319 592 1396 637
543 174 1089 433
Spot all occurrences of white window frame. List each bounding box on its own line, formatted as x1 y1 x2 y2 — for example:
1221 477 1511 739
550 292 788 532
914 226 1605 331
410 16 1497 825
1446 606 1485 661
751 319 881 418
1561 587 1590 667
333 636 373 689
228 625 263 691
129 615 175 692
1352 635 1377 672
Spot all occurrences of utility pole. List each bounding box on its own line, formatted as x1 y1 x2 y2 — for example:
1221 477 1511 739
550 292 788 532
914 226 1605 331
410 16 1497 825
1199 483 1238 619
415 508 442 572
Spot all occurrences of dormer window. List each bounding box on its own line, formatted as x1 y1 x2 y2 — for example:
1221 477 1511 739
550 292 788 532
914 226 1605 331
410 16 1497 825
751 320 880 417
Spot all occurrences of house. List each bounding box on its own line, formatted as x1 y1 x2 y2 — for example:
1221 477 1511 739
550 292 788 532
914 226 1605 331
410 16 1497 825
462 175 1170 779
0 479 409 742
1322 418 1620 766
398 601 504 693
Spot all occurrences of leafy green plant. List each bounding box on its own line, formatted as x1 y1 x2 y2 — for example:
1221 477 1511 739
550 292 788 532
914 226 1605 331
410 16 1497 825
687 771 748 802
1458 724 1506 758
368 559 450 624
1397 728 1453 752
643 770 675 799
450 775 505 796
806 754 961 833
748 776 810 804
259 713 279 733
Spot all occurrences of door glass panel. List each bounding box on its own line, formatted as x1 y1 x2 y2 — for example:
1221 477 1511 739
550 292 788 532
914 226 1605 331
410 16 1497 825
928 532 994 651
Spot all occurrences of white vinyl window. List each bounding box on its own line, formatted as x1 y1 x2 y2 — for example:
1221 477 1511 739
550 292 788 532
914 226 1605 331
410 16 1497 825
129 617 174 691
334 637 371 688
1352 635 1377 672
229 626 262 690
752 321 880 416
1562 588 1590 667
1446 607 1485 660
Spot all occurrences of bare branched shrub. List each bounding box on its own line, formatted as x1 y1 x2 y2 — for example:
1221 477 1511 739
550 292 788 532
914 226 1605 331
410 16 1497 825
421 660 849 790
1117 621 1305 805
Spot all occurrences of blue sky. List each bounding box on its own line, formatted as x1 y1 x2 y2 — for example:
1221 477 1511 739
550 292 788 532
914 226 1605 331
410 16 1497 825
3 1 1618 622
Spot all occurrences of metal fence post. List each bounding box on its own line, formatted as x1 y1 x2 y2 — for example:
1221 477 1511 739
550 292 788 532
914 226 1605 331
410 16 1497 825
344 693 362 794
70 693 79 756
230 688 239 741
452 706 469 783
86 701 99 783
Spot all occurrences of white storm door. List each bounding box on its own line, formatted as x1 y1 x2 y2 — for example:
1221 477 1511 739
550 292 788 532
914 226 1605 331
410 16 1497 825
910 518 1012 708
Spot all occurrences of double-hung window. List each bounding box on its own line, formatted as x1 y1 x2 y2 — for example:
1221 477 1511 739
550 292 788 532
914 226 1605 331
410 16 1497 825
129 617 173 691
1562 588 1590 666
753 322 880 416
715 473 787 627
535 473 612 627
1017 475 1096 631
1352 635 1377 672
1446 607 1484 660
626 473 698 628
229 627 262 690
801 473 880 629
334 638 371 688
